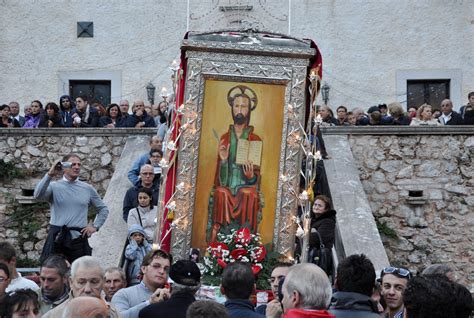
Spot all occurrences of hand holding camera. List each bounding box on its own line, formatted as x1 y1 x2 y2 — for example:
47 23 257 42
48 160 72 177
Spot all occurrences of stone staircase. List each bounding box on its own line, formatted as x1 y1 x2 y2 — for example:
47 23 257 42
323 135 390 272
90 135 151 267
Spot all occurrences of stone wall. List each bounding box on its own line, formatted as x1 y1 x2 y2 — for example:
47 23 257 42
0 129 154 264
345 132 474 287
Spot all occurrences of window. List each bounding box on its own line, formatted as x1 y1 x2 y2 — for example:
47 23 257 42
396 70 461 111
407 79 450 110
69 80 111 106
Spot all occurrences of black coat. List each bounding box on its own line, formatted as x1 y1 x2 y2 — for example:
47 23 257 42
439 111 464 125
329 291 381 318
309 209 336 249
463 110 474 125
139 292 195 318
39 115 65 128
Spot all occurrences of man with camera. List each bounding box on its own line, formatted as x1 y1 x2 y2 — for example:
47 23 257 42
34 154 109 263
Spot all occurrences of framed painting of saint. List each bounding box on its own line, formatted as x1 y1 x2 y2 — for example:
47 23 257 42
192 80 286 251
167 30 318 259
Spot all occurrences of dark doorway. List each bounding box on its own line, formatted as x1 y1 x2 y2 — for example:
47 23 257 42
69 80 111 106
407 79 450 111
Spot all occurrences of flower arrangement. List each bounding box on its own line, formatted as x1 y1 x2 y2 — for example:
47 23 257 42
202 226 280 289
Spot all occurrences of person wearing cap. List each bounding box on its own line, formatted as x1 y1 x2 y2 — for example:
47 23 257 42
379 266 411 318
138 260 201 318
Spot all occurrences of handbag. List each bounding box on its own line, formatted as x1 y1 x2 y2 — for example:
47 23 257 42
308 230 333 275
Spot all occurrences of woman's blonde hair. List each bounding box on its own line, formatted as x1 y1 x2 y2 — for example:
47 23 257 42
416 104 432 119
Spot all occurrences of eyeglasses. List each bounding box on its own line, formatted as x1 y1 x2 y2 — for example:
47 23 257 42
381 267 412 279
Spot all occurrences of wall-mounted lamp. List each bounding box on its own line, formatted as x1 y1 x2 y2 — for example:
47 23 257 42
321 82 330 105
146 83 156 105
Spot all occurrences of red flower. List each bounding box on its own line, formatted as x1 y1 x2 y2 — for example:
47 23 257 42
209 242 229 258
251 264 262 275
230 248 248 260
234 228 251 245
253 245 267 262
217 258 227 269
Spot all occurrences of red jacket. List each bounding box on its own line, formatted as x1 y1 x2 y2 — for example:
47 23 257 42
284 309 335 318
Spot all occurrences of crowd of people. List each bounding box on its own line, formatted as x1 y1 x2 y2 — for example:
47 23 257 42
2 91 473 131
0 240 471 318
316 92 474 127
0 150 471 317
0 91 473 317
0 97 171 133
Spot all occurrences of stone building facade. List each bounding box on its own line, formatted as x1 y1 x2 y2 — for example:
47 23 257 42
348 133 474 288
1 1 472 110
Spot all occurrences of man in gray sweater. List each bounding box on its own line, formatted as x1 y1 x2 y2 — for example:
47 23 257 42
34 154 109 263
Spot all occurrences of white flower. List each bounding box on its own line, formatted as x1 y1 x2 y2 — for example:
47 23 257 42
159 158 169 169
167 141 177 151
176 182 185 192
296 226 305 238
299 190 309 201
166 201 176 211
241 256 250 262
280 174 289 183
314 151 322 161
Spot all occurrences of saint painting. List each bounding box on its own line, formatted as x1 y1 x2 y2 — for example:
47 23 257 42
208 85 264 242
192 80 285 250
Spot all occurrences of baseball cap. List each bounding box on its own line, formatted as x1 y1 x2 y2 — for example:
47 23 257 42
169 260 201 286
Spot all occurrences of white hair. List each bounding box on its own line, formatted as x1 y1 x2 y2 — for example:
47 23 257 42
284 263 332 310
70 256 104 278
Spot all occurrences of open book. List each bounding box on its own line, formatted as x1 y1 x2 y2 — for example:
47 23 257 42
235 139 263 167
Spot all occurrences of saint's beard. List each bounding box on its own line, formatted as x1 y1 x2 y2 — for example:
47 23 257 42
233 113 250 125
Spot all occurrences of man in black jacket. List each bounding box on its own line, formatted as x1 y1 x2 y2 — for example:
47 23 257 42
122 164 159 221
72 95 100 127
139 260 201 318
125 100 156 128
329 254 381 318
438 99 463 125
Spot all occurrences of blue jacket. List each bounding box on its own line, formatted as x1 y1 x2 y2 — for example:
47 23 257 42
127 153 150 186
124 224 152 285
59 95 75 127
225 299 265 318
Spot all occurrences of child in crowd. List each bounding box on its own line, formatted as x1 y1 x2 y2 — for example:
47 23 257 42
124 224 152 285
127 187 157 242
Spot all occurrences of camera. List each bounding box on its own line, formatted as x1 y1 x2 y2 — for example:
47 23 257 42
61 162 72 169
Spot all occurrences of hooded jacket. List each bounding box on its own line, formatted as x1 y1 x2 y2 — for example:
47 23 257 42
124 224 152 285
59 95 75 127
329 291 381 318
